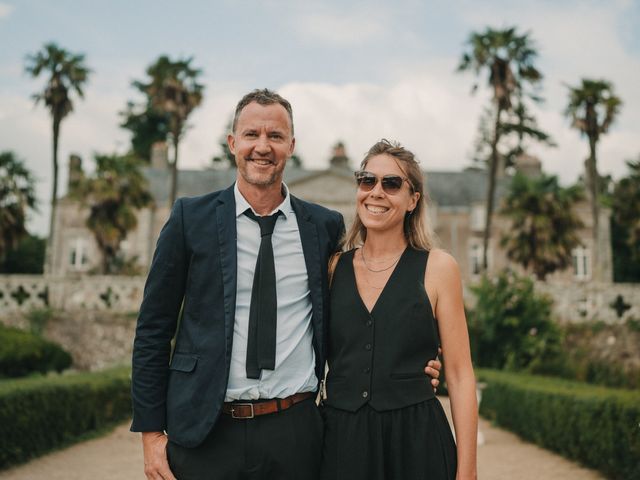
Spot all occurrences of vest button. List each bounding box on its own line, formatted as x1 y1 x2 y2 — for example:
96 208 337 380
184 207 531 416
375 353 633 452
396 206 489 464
362 391 369 398
365 343 372 351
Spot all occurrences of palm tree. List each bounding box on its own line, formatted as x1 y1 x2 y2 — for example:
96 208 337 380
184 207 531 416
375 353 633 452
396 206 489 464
73 153 153 274
0 151 37 262
500 173 584 280
25 43 90 272
134 56 204 207
565 79 622 280
458 26 543 272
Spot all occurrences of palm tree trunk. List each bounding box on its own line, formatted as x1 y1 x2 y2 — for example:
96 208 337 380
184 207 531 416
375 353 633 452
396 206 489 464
482 106 502 271
587 136 600 281
169 138 179 208
45 117 61 274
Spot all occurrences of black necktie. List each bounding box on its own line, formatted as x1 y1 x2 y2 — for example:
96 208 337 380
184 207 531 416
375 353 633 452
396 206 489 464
244 209 281 379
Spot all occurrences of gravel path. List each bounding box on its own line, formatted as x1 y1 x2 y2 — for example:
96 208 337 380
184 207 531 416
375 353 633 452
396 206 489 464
1 398 604 480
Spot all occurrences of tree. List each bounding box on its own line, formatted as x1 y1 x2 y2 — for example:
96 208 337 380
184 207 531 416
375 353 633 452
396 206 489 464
25 43 90 272
565 79 622 280
211 119 236 168
500 173 584 280
611 157 640 282
0 151 37 264
458 26 545 272
73 153 153 274
133 56 204 207
0 234 46 274
120 101 169 162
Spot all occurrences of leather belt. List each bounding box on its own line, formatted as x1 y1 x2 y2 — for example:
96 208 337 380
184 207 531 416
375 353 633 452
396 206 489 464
222 392 314 419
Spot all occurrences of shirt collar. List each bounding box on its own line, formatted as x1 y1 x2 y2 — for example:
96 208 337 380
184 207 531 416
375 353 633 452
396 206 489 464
234 181 293 219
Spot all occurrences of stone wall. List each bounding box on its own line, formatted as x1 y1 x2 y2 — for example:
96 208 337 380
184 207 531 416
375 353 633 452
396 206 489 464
0 275 144 313
1 275 639 370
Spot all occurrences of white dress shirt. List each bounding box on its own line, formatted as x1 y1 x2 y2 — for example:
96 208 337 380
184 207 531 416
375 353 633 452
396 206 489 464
225 182 317 401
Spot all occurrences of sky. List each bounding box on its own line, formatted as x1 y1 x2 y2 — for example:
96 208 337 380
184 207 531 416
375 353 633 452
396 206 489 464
1 0 639 235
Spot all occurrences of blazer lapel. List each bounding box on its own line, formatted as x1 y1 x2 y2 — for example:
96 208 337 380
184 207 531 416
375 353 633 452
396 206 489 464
216 185 238 349
291 196 324 357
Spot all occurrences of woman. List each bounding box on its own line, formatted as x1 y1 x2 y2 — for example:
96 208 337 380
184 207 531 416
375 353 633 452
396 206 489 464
321 140 477 480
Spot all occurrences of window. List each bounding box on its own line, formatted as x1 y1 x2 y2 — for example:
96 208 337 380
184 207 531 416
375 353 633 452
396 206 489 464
572 247 590 280
469 243 484 276
69 238 89 271
470 205 485 232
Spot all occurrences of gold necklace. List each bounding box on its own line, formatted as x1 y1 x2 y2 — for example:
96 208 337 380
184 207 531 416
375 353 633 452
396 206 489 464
360 247 404 273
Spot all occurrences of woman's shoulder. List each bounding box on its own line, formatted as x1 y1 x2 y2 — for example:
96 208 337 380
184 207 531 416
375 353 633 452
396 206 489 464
426 248 461 281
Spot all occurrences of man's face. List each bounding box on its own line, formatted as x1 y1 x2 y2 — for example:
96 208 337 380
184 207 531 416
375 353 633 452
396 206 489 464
228 102 295 188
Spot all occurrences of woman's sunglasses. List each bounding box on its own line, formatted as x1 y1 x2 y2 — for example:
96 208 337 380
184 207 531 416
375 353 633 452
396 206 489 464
354 171 413 195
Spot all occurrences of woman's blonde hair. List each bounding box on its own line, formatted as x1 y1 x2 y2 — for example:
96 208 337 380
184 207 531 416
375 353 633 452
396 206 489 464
343 139 436 251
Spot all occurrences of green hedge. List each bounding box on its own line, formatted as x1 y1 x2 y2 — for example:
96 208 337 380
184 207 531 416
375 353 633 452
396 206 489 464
0 367 131 469
0 325 72 377
477 368 640 480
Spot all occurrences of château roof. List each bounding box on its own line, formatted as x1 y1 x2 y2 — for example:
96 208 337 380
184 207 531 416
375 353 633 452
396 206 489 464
141 165 508 208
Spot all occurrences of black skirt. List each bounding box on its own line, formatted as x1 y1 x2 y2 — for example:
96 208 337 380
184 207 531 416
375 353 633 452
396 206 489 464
321 398 457 480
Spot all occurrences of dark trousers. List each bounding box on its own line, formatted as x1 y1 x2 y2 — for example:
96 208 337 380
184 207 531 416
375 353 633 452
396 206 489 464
167 398 323 480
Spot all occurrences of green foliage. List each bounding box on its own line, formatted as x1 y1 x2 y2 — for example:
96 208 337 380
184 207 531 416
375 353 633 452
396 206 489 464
500 173 584 280
0 233 45 273
0 367 131 469
468 271 563 371
120 102 169 162
545 322 640 390
0 152 38 261
611 157 640 281
0 324 72 378
25 308 53 336
477 369 640 479
72 153 153 274
627 316 640 333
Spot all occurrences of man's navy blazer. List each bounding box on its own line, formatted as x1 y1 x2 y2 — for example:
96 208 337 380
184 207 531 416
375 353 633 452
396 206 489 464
131 184 345 448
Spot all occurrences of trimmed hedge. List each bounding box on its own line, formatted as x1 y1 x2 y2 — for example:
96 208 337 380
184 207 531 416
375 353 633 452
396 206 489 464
0 324 72 377
477 368 640 480
0 367 131 469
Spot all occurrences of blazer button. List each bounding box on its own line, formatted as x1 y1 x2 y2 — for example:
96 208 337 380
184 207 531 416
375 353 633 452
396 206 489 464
363 367 371 374
365 343 372 351
362 391 369 398
366 320 373 327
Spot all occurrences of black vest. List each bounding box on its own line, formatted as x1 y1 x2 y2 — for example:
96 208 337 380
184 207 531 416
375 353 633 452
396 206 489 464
325 247 438 412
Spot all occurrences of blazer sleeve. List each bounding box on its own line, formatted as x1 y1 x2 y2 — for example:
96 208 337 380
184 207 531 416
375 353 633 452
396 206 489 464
131 199 189 432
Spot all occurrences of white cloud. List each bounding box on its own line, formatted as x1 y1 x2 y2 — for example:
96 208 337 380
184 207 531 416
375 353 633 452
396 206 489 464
292 9 388 47
0 2 13 19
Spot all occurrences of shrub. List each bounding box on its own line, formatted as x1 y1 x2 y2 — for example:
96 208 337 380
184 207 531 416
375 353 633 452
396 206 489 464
478 368 640 480
0 367 131 469
468 271 563 372
0 325 72 377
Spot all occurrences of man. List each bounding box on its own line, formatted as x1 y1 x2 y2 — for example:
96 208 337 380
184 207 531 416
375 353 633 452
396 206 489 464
131 89 441 480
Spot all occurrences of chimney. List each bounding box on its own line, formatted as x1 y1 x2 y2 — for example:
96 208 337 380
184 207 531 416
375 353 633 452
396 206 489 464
67 154 84 193
151 141 169 169
514 152 542 178
329 141 350 169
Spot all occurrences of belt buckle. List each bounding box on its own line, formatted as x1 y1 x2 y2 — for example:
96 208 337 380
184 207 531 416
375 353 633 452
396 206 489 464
231 402 254 419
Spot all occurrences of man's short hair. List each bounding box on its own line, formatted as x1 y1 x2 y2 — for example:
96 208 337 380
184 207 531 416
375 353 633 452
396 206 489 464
232 89 294 135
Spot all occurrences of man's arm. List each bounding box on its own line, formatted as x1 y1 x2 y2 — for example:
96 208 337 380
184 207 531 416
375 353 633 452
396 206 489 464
131 199 188 479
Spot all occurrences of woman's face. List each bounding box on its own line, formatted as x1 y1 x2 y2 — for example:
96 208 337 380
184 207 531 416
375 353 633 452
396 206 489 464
356 154 419 235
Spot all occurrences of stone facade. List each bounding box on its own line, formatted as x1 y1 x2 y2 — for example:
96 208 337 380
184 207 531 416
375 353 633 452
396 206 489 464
49 150 613 285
